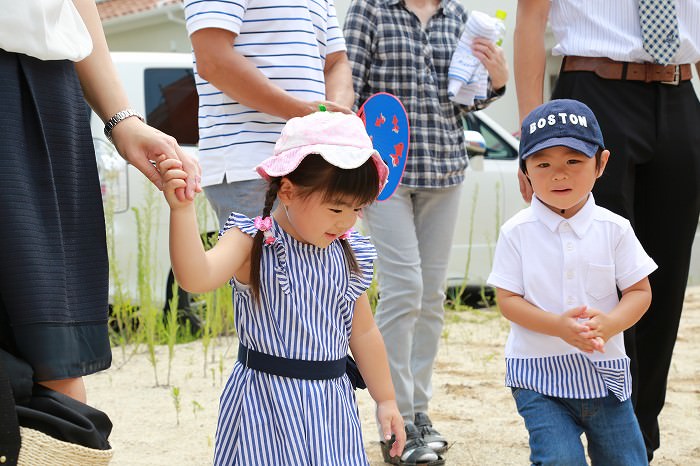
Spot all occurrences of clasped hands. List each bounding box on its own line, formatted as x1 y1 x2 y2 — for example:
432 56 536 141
557 305 613 354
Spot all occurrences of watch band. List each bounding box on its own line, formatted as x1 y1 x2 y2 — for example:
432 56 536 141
104 109 145 142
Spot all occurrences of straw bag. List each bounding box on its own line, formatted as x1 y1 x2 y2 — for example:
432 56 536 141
0 349 114 466
18 426 113 466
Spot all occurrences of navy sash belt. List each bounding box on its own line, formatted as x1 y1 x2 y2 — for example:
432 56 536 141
237 343 347 381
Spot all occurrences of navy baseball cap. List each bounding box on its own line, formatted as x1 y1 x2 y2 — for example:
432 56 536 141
519 99 605 171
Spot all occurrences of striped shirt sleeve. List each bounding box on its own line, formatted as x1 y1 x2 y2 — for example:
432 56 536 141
184 0 247 36
325 0 347 55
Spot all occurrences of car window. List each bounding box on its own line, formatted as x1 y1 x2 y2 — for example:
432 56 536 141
144 68 198 146
463 114 517 161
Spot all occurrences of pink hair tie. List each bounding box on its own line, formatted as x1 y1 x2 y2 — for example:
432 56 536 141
339 229 353 240
254 216 276 245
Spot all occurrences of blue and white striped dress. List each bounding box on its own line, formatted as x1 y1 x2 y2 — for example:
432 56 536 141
214 213 375 465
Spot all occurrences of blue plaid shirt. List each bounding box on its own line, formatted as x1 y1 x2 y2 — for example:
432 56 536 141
344 0 504 188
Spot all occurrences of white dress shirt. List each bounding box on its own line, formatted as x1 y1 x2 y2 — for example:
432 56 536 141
550 0 700 64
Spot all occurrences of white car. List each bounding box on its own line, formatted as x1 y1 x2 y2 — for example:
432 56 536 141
94 52 700 312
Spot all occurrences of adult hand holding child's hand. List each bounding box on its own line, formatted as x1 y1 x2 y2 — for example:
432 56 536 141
111 118 202 201
156 156 191 210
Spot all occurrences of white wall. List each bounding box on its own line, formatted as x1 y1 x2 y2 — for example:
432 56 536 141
107 20 191 53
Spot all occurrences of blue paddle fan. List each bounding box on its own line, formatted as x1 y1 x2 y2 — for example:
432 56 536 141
357 93 410 201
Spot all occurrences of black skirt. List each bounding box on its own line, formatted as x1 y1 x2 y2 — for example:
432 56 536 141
0 49 111 381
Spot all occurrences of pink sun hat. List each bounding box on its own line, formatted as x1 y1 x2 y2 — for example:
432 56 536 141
255 111 389 191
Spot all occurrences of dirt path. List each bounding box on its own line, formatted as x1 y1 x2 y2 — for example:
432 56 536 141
87 288 700 465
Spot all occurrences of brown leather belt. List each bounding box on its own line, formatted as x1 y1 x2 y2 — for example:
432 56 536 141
561 56 692 85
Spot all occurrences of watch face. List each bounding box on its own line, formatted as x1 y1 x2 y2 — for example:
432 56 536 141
357 93 409 202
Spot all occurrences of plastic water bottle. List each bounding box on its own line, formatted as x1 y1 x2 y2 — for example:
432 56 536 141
495 9 507 46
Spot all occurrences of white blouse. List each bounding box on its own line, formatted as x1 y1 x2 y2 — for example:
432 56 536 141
0 0 92 61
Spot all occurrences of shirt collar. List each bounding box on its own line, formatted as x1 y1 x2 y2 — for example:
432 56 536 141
383 0 461 18
531 194 596 239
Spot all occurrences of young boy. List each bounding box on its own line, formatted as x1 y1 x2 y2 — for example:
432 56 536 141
487 99 656 465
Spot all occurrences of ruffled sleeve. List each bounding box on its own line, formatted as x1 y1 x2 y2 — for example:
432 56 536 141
219 212 258 239
344 230 377 301
218 213 258 286
219 213 291 293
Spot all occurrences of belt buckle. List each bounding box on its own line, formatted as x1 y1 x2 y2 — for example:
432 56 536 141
661 65 681 85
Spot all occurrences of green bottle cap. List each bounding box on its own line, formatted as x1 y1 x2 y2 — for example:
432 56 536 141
495 9 507 20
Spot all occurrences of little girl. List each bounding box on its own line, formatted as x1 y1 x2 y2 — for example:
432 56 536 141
158 111 406 465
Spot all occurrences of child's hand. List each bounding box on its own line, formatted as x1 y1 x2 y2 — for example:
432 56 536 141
557 306 602 353
579 307 614 352
156 156 191 209
376 400 405 458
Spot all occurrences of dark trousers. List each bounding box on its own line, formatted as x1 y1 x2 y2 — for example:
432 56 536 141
553 70 700 459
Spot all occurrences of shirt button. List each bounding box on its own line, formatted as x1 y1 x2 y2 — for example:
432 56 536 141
567 270 574 279
567 296 575 305
566 243 574 251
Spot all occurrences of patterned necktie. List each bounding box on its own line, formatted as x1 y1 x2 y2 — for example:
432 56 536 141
639 0 680 65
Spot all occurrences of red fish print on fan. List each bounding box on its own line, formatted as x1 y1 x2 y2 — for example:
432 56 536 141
375 113 386 127
390 142 404 167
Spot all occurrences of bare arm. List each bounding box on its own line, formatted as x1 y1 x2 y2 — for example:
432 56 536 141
158 157 252 293
350 293 405 457
169 206 252 294
324 51 355 108
514 0 550 122
72 0 200 200
514 0 550 202
72 0 128 124
190 28 351 119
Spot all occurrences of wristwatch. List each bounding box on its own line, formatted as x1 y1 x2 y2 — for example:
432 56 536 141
104 109 145 142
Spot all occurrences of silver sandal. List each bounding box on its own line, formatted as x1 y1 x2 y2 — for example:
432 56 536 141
414 412 448 454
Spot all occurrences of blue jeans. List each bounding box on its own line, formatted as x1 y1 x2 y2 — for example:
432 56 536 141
511 388 647 466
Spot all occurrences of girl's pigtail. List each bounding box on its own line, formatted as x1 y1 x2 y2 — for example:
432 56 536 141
339 239 360 276
250 178 281 303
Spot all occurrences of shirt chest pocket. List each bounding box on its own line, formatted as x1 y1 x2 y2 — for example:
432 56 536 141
585 264 617 301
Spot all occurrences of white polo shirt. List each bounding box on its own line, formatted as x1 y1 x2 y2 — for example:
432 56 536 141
487 195 657 400
184 0 346 186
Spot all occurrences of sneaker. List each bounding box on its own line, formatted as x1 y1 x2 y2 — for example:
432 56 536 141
414 412 448 454
381 421 440 465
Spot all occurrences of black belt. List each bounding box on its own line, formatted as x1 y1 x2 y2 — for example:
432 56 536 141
237 343 348 381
